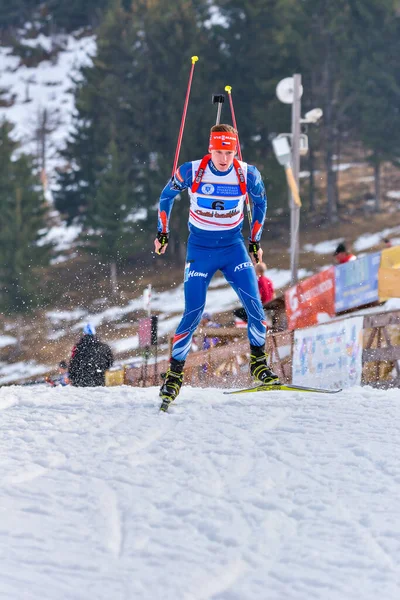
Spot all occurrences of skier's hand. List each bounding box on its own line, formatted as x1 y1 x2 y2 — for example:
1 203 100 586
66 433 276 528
154 232 169 255
249 241 263 265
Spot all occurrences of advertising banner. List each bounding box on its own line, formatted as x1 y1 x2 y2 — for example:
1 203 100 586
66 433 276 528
334 252 381 313
378 268 400 300
380 246 400 269
292 316 364 390
379 246 400 300
285 267 335 330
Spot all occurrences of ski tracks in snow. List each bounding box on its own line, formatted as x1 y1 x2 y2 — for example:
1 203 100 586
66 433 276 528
1 384 400 599
0 385 180 599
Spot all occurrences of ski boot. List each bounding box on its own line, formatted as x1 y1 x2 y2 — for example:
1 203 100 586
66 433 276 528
159 358 185 412
250 344 280 385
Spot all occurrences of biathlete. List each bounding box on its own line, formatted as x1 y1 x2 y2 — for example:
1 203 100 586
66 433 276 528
154 124 279 410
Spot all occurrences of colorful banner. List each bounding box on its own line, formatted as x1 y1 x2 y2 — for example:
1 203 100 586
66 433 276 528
292 316 364 389
334 252 381 313
380 245 400 269
378 268 400 300
285 267 335 330
379 246 400 300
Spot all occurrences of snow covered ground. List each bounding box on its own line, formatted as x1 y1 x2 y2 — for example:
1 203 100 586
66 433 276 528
303 226 400 256
1 384 400 599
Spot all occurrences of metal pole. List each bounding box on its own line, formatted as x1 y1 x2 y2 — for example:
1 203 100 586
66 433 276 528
147 284 152 318
216 102 222 125
212 94 225 125
225 85 253 233
290 74 301 285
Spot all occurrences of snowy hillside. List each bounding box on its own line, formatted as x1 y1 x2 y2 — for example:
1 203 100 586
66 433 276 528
1 384 400 599
0 30 96 175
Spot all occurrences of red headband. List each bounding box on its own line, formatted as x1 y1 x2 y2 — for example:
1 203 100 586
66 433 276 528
209 131 238 152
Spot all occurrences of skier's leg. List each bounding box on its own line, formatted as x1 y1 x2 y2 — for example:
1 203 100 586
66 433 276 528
222 242 266 346
221 242 279 384
160 245 218 407
171 250 217 362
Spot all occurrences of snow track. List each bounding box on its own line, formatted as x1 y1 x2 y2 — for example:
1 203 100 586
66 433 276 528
0 384 399 599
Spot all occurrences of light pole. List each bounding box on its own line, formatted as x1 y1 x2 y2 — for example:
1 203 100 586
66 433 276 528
290 74 302 285
273 75 322 285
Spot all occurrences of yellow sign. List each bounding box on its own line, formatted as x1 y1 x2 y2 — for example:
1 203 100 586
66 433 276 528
380 245 400 269
378 268 400 300
105 369 125 386
379 246 400 299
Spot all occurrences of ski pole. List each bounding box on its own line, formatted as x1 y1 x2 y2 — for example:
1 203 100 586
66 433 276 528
171 56 199 178
225 85 254 233
225 86 243 160
212 94 225 125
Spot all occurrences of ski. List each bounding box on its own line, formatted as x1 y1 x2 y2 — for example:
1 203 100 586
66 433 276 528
224 383 342 395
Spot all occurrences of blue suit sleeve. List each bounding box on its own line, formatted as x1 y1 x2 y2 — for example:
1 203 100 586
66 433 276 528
246 165 267 242
157 162 193 233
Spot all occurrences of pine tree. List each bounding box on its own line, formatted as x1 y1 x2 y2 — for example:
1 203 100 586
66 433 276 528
291 0 400 221
0 1 41 28
127 0 222 260
45 0 110 31
292 0 356 223
55 0 218 263
210 0 301 217
0 122 52 324
344 0 400 211
55 0 140 223
83 139 134 296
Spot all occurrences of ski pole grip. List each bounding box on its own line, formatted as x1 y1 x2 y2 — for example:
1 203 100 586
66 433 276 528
156 232 169 254
249 241 260 264
212 94 225 105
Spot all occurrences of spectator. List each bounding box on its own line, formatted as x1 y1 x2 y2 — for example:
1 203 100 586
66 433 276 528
255 262 275 304
199 312 221 350
382 237 392 248
195 312 221 378
57 360 70 386
44 360 70 387
69 323 114 387
234 263 275 323
200 312 220 329
333 242 357 265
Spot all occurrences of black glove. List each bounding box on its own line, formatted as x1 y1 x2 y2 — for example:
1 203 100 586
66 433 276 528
248 241 260 264
156 232 169 254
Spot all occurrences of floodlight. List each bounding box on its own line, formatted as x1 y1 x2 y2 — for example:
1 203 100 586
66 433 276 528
276 77 304 104
303 108 323 124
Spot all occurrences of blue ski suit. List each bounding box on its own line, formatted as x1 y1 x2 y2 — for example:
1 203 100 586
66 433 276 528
157 157 268 362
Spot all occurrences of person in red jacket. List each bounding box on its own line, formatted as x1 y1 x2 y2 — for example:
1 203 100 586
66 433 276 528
234 262 275 323
255 262 275 304
333 243 357 265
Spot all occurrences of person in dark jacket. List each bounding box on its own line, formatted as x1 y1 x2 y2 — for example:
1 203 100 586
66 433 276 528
69 324 113 387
